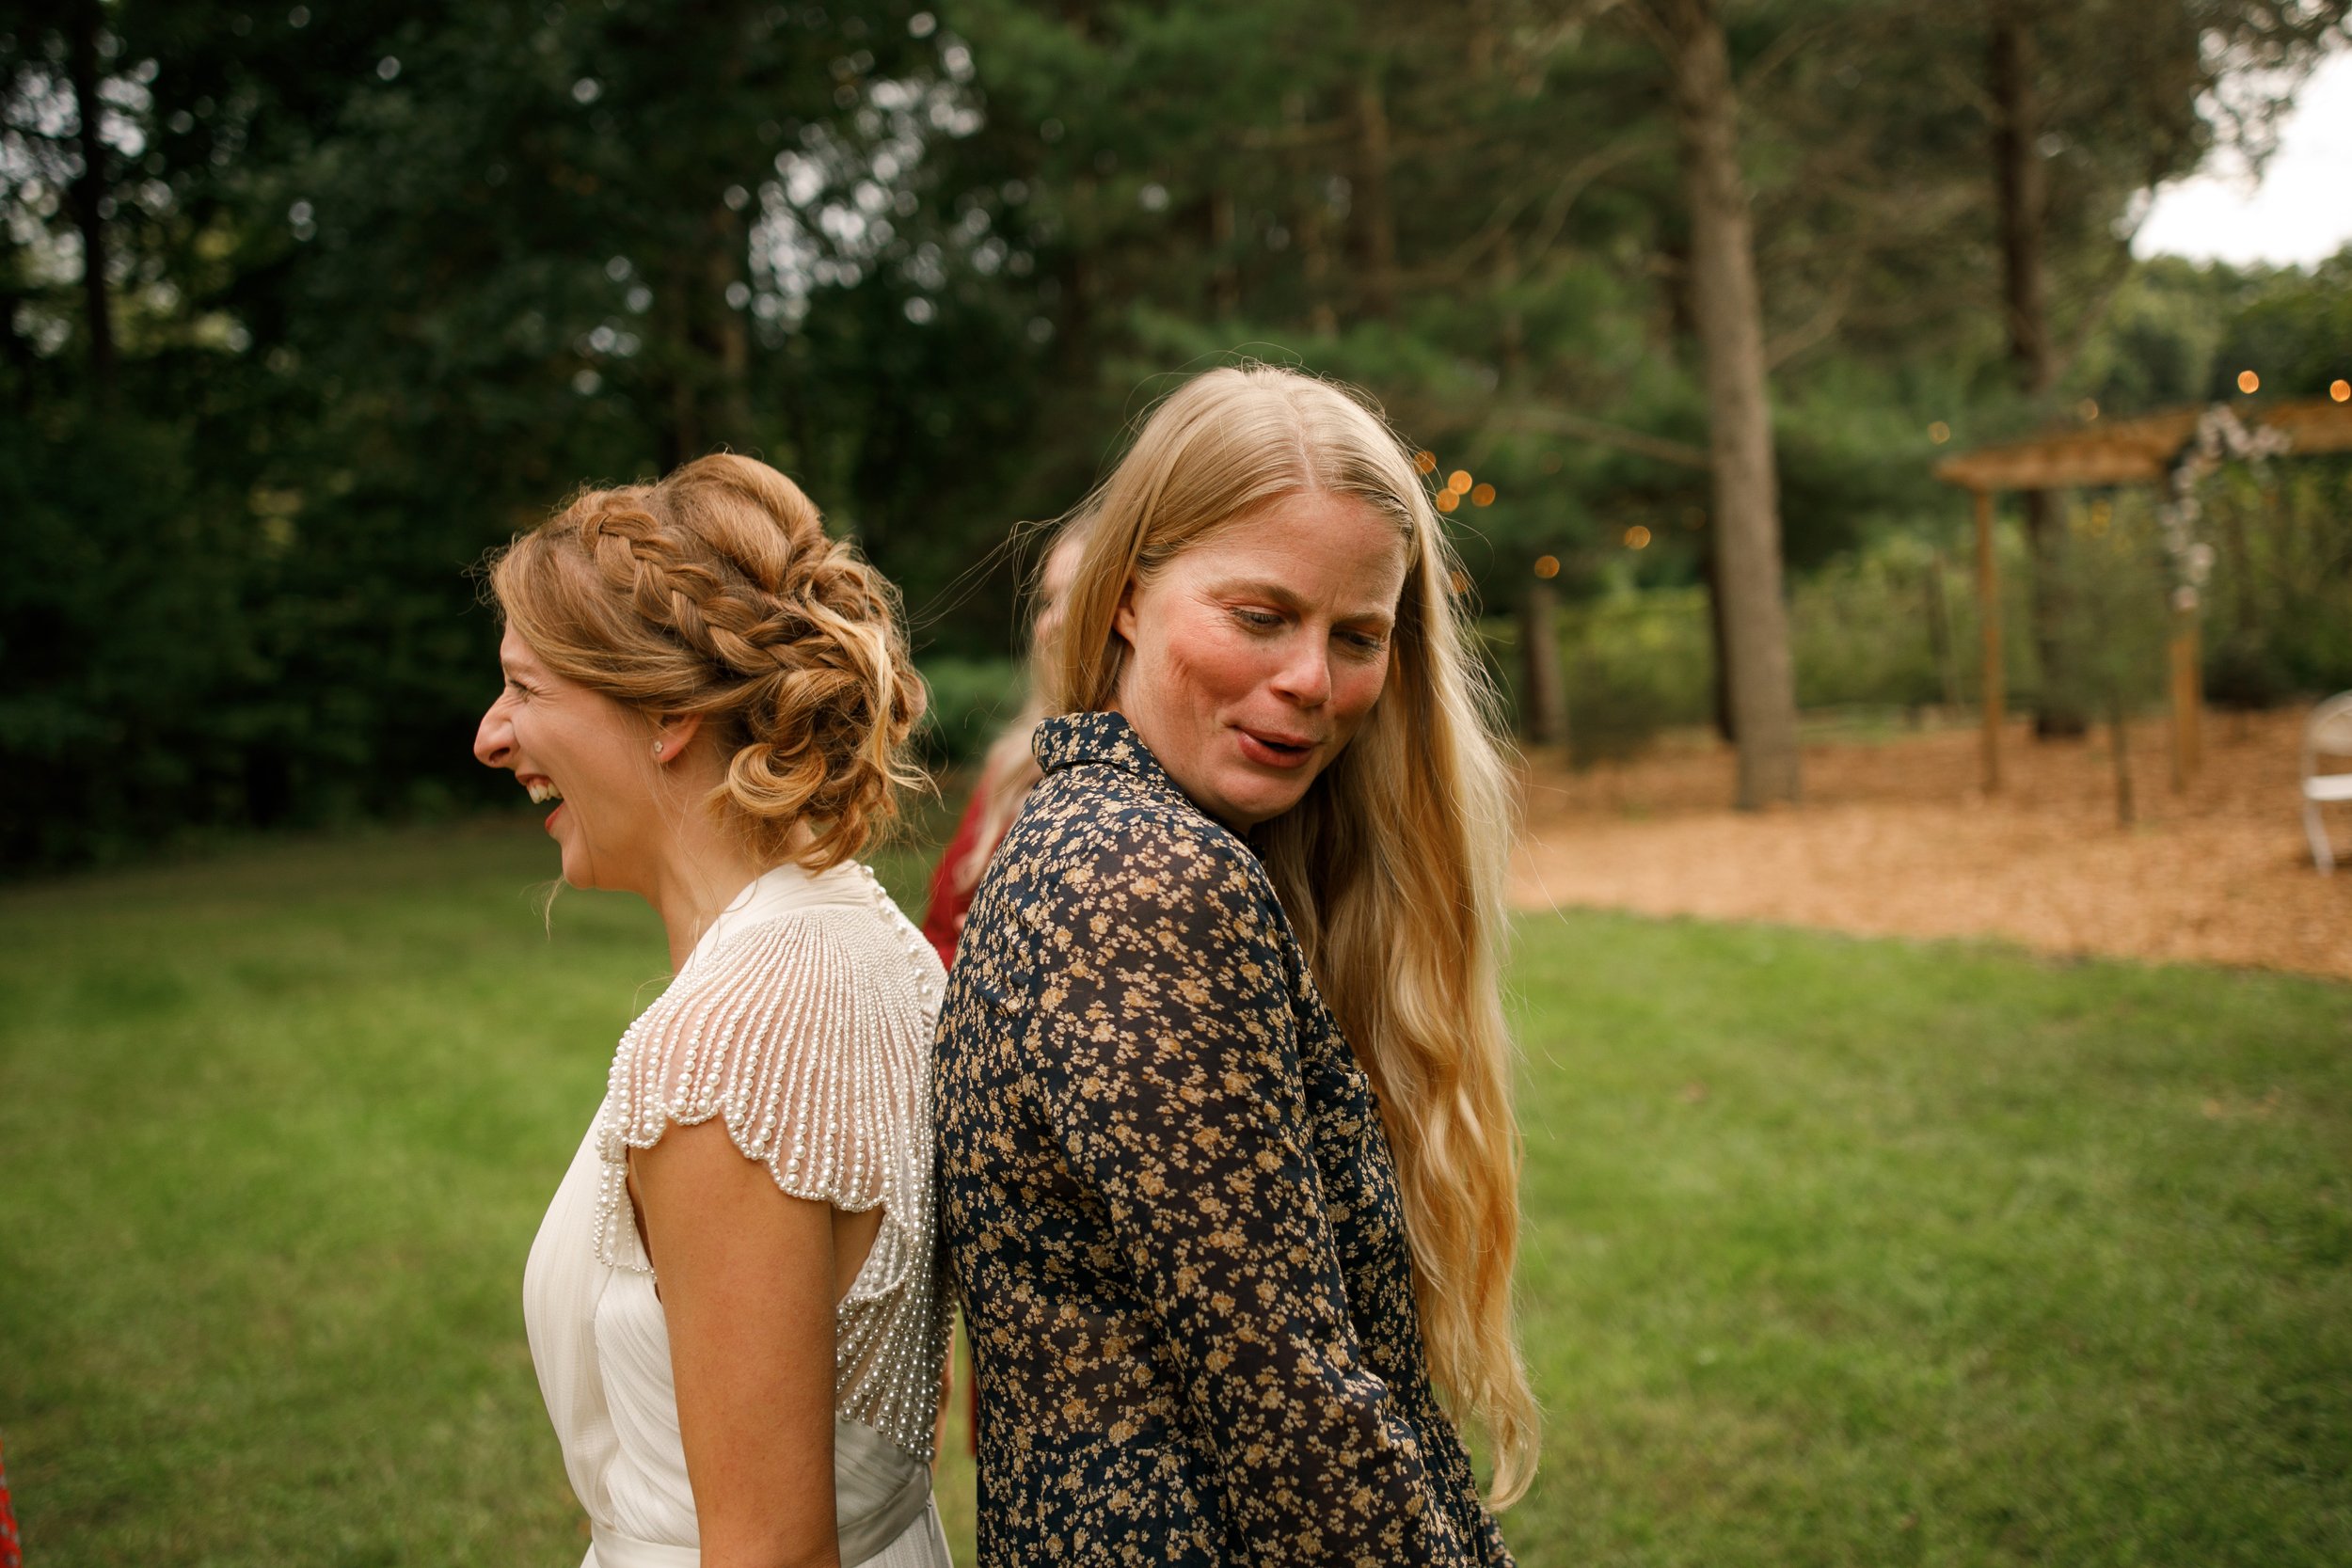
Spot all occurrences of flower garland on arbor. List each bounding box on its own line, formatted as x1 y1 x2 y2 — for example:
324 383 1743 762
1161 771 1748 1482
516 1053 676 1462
2157 403 2290 613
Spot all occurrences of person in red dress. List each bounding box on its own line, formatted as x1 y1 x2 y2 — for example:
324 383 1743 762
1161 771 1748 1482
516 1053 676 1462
0 1432 21 1568
920 528 1085 968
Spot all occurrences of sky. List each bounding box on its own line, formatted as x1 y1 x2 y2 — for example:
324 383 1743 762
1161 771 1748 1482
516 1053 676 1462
2135 48 2352 266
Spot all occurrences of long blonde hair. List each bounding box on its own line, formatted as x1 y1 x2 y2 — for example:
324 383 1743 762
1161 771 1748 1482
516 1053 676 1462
1044 365 1538 1505
486 453 927 871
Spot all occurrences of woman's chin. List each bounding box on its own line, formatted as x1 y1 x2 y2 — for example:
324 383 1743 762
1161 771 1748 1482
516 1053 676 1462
1210 773 1311 832
554 846 601 891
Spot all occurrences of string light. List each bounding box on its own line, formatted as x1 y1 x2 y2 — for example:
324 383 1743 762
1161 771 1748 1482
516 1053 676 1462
1414 450 1438 474
2332 379 2350 404
1447 469 1472 496
2077 399 2099 421
1448 569 1470 594
1929 420 1950 444
1534 555 1559 578
2236 369 2260 394
1435 489 1459 514
1470 483 1496 507
1624 525 1651 549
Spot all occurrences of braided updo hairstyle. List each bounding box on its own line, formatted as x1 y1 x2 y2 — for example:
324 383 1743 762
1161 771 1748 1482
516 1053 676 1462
486 453 926 871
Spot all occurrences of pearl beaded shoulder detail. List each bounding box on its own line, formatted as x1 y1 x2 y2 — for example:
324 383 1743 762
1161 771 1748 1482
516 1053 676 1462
590 864 949 1458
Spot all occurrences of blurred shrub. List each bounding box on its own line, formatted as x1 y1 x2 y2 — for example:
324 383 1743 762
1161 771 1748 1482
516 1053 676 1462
2045 499 2171 718
1481 593 1712 765
1789 546 1952 710
1559 590 1717 764
2194 458 2352 705
1491 533 2066 765
915 657 1026 768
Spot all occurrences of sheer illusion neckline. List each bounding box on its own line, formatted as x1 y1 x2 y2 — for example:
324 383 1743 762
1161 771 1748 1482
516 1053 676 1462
689 860 891 967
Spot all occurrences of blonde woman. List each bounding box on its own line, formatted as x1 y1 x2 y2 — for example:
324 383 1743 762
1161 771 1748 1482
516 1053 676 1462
473 454 952 1568
934 366 1536 1564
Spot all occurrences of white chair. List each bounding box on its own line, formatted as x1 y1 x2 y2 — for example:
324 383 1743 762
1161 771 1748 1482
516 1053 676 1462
2303 692 2352 873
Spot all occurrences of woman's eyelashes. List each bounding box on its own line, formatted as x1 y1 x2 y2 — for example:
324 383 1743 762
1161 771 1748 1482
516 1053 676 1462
1227 605 1387 656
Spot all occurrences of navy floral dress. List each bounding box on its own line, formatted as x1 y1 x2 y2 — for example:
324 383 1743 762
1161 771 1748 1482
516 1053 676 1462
934 711 1513 1567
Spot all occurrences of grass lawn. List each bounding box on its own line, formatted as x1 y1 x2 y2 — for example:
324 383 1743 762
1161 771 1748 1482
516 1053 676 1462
2 815 2347 1565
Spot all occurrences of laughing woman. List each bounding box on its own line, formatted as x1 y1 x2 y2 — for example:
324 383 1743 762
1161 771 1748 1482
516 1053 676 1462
474 454 951 1568
934 366 1537 1566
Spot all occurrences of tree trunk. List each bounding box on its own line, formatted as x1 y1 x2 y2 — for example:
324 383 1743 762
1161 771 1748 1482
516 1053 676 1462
1521 579 1570 754
0 229 34 405
1989 5 2085 737
1468 0 1500 75
1495 232 1526 383
1208 190 1239 317
659 273 701 469
1700 534 1736 743
703 206 752 451
66 0 115 395
655 209 753 465
1352 71 1398 321
1285 92 1339 335
2106 686 2134 827
1660 0 1800 807
1927 548 1963 712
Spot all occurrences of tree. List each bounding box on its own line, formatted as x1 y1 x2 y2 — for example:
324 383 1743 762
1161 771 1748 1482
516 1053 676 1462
10 0 2348 868
1985 0 2082 734
1632 0 1802 806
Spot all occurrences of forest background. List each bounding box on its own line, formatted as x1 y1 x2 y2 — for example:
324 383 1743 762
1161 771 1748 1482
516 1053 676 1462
6 0 2352 870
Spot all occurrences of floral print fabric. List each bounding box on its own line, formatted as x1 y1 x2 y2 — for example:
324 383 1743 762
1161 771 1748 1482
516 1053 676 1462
934 711 1512 1567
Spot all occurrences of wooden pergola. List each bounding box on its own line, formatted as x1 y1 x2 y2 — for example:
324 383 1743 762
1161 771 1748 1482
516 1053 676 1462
1932 395 2352 793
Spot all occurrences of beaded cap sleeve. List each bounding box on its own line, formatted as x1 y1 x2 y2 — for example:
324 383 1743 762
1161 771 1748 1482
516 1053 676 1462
593 863 950 1459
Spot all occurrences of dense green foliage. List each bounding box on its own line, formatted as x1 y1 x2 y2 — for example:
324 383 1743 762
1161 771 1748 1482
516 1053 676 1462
5 1 2349 866
3 824 2347 1562
1491 453 2352 760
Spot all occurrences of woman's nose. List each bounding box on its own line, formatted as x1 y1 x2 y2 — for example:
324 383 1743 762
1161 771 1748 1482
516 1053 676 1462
474 698 514 768
1270 636 1332 705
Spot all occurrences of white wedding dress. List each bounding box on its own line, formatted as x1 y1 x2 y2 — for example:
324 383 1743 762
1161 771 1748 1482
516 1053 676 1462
523 861 953 1568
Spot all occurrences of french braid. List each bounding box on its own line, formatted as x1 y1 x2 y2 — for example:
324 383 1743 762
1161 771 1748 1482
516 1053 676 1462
487 453 926 870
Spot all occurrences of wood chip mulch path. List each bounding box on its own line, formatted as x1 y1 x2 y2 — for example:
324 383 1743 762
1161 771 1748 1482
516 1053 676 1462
1511 707 2352 981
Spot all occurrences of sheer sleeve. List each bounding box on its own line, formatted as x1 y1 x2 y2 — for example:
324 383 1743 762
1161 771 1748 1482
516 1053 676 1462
591 909 935 1305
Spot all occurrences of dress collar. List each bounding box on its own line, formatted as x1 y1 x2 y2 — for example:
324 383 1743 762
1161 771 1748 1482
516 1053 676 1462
689 858 873 968
1033 710 1183 795
1034 710 1268 852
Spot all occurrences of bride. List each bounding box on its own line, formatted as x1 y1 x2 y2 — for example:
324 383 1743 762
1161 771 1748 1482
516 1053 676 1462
472 453 950 1568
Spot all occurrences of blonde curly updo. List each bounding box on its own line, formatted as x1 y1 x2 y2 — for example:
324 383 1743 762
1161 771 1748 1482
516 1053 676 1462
486 452 926 871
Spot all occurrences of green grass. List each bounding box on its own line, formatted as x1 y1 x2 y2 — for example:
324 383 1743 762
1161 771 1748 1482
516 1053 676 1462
1503 913 2352 1566
2 818 2347 1565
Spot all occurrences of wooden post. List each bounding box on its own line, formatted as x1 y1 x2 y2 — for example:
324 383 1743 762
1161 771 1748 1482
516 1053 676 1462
1521 578 1571 757
1974 487 2003 794
2169 607 2201 789
1926 548 1962 713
